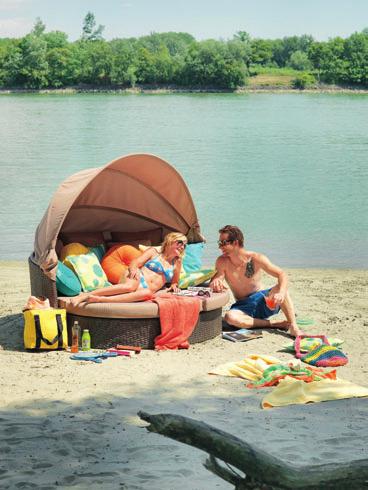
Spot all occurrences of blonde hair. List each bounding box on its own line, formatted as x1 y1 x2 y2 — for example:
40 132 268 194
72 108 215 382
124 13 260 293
161 232 187 258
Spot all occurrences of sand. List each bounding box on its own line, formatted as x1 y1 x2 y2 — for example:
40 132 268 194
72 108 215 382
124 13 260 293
0 261 367 489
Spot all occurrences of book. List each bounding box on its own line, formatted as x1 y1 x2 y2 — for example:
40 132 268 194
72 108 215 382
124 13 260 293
222 329 263 342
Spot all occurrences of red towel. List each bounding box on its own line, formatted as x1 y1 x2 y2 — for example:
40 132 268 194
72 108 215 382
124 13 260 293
152 294 201 350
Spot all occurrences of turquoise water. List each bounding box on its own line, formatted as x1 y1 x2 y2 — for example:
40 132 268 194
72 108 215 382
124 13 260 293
0 93 367 268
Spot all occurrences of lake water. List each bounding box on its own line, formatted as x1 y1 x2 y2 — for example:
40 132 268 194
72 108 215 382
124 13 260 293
0 92 367 268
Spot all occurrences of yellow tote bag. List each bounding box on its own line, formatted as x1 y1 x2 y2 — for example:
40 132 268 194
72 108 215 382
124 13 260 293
23 308 68 350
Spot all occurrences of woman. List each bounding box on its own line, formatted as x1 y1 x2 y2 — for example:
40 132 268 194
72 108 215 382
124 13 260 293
71 232 187 305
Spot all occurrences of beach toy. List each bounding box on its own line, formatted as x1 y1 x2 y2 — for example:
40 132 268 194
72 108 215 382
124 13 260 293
295 335 348 367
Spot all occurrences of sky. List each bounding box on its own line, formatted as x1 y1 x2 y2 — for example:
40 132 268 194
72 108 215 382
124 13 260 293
1 0 368 41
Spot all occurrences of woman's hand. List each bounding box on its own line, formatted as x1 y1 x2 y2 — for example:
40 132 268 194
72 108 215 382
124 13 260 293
128 266 139 280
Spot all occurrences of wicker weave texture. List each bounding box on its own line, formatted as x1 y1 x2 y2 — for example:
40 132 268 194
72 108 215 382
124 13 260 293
29 255 222 349
67 309 222 350
28 255 58 307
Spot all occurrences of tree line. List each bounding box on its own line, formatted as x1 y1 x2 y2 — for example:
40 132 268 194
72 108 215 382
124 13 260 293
0 13 367 90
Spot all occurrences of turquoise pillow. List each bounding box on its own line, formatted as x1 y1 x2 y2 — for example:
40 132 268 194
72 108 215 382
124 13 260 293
56 260 82 296
89 243 106 262
182 243 204 273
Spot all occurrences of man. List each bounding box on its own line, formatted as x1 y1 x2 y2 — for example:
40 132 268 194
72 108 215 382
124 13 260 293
210 225 300 337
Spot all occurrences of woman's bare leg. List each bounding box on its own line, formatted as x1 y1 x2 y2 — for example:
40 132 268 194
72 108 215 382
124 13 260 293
86 289 153 303
70 278 139 306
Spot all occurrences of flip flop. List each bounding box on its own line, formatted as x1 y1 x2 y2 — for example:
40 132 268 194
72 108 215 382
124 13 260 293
296 318 315 327
70 352 118 363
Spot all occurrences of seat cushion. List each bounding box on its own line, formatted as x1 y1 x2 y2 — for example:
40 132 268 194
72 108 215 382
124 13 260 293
59 291 230 319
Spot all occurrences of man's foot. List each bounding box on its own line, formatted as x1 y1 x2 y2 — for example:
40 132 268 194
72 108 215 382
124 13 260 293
269 320 302 338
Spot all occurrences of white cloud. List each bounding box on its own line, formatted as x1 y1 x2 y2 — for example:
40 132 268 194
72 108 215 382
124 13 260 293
0 0 29 12
0 17 32 37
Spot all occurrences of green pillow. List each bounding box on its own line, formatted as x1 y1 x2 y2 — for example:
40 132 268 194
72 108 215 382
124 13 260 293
56 260 82 296
179 268 215 289
67 252 111 292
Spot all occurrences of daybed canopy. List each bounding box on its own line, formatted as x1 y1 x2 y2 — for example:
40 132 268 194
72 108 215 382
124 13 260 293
33 153 203 278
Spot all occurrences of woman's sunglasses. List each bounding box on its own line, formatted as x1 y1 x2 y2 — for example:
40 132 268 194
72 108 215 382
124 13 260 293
176 240 187 248
217 239 233 247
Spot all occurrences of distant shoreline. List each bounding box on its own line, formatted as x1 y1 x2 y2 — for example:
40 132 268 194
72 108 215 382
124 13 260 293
1 85 368 95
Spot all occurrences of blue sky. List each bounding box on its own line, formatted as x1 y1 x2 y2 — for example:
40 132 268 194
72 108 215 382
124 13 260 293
1 0 368 41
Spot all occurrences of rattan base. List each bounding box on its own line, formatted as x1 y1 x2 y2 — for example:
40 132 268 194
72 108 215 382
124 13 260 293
67 308 221 349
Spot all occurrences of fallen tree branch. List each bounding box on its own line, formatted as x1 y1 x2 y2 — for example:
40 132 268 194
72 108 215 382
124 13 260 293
139 411 368 489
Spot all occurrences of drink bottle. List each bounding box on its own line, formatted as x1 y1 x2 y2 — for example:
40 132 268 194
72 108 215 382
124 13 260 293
81 329 91 351
71 321 80 353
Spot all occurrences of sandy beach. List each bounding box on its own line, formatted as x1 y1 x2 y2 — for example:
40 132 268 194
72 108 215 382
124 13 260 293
0 261 367 489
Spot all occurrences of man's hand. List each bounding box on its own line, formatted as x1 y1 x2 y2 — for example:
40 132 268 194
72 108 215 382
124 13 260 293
167 284 180 294
210 278 226 293
272 291 285 305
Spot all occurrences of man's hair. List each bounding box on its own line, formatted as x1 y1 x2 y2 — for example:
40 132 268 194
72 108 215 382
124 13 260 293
219 225 244 247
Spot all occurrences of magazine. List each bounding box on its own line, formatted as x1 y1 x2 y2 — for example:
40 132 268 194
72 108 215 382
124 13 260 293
174 286 212 297
222 329 263 342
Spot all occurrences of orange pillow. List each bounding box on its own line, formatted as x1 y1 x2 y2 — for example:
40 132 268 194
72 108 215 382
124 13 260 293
101 244 142 284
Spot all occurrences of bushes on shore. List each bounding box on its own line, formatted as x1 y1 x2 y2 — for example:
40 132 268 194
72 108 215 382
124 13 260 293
0 13 367 90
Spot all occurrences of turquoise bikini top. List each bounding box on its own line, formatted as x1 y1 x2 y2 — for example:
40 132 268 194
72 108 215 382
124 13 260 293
143 254 174 282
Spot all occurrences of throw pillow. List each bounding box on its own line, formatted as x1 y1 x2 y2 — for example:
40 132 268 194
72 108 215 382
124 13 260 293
182 243 204 273
56 261 82 296
179 268 215 289
89 243 106 262
60 242 89 262
67 252 111 292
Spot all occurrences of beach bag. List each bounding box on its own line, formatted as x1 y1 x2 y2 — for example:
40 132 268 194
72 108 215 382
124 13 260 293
294 334 348 367
23 308 68 350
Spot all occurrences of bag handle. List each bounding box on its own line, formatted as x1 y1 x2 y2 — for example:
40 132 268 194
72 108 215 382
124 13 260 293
294 334 330 359
34 314 64 349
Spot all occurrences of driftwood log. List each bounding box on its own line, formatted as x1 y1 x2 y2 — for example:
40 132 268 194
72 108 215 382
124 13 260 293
139 411 368 489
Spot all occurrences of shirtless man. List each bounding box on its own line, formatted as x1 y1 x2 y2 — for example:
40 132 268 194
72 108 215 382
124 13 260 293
210 225 301 337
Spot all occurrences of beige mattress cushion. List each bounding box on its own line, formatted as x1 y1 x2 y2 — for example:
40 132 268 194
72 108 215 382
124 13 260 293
59 291 229 319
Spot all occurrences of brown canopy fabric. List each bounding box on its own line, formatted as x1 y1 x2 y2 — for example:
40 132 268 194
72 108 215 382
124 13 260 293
33 153 203 279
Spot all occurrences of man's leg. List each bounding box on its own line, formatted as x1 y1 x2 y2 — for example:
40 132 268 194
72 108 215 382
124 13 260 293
278 291 301 337
224 309 291 330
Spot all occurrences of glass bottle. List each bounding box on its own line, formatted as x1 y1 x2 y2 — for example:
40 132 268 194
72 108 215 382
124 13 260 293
81 329 91 351
71 321 80 353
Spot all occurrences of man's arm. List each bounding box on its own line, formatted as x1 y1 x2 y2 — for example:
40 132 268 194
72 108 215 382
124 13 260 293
256 253 288 304
210 257 227 292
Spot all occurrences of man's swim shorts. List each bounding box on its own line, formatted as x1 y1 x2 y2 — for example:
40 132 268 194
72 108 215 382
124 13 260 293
230 288 281 320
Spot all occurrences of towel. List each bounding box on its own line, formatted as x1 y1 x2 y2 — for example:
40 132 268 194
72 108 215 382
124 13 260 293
209 354 281 381
152 294 201 350
262 376 368 409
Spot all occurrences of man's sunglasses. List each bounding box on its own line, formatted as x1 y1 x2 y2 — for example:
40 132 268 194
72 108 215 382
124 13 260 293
176 240 187 248
218 239 233 246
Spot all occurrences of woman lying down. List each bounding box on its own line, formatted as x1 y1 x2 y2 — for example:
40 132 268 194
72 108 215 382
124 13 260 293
70 232 187 306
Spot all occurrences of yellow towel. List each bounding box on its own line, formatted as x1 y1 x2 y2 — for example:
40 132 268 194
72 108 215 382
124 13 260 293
262 376 368 409
209 354 281 381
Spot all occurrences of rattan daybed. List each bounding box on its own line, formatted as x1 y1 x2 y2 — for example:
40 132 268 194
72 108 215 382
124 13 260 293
29 153 228 348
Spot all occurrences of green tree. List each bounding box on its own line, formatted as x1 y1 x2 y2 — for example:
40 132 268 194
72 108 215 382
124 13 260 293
46 46 80 87
18 34 49 88
81 12 105 41
343 32 368 84
32 17 46 37
288 50 312 71
181 40 246 89
110 38 138 86
43 31 68 49
0 39 22 86
78 40 113 84
250 38 274 65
